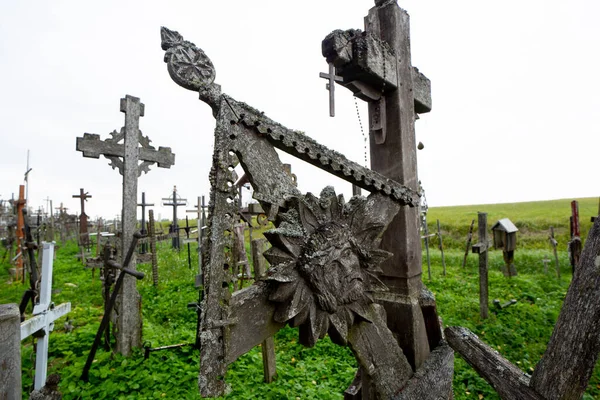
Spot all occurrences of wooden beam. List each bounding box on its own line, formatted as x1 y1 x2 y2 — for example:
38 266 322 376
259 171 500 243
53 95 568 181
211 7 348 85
445 326 544 400
530 218 600 399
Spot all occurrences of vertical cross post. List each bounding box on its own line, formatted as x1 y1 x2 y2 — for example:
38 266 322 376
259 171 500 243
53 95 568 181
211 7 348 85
137 192 154 254
76 94 175 355
472 212 490 319
161 186 187 250
0 304 21 400
148 210 158 286
15 185 26 281
20 242 71 390
364 2 431 369
72 188 92 248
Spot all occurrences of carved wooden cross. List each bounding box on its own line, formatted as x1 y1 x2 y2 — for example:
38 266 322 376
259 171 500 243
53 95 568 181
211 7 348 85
319 62 343 117
322 0 435 374
161 186 187 250
76 95 175 355
471 212 490 319
72 188 92 246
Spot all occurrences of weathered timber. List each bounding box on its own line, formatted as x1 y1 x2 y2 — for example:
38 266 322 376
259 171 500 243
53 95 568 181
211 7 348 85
392 342 454 399
72 188 92 247
437 219 446 276
251 238 277 383
225 284 285 364
471 212 489 319
549 226 560 278
0 304 21 400
347 304 413 399
530 217 600 399
149 210 158 286
462 219 475 267
445 326 544 400
76 95 174 355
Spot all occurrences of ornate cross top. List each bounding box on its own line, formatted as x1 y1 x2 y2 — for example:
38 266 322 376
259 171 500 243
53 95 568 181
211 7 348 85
76 95 175 177
319 62 344 117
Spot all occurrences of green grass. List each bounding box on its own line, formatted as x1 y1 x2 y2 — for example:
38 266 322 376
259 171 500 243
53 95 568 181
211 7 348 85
1 196 599 399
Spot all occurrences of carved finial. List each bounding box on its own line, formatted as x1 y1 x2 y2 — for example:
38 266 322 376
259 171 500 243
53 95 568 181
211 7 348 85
160 27 216 91
374 0 397 6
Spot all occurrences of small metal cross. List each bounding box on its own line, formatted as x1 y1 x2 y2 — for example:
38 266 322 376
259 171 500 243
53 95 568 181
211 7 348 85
319 62 344 117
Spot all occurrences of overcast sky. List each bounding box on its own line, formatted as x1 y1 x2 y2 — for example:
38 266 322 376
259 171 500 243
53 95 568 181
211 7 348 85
1 0 598 221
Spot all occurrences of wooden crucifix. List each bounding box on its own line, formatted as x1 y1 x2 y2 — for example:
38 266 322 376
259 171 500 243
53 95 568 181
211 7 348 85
162 186 187 250
76 94 175 356
72 188 92 248
137 192 154 254
471 212 490 319
322 0 434 371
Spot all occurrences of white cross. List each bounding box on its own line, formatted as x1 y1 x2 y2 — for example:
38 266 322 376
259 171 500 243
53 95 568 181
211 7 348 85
20 242 71 390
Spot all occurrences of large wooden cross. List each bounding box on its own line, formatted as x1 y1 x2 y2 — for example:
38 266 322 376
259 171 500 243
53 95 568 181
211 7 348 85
20 242 71 390
76 95 175 355
471 212 490 319
72 188 92 247
322 0 434 372
14 185 26 281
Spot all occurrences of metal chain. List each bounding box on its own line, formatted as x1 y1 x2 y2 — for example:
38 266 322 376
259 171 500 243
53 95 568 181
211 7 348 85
353 97 368 167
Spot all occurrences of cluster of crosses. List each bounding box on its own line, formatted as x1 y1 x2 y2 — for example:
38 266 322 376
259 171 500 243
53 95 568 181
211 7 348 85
3 1 600 400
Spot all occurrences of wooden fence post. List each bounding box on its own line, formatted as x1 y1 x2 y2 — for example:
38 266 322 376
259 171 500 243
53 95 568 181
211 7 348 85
437 219 446 276
462 219 475 268
251 238 277 383
0 304 21 400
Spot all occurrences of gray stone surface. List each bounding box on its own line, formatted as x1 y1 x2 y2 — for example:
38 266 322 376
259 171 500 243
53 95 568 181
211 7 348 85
0 303 21 400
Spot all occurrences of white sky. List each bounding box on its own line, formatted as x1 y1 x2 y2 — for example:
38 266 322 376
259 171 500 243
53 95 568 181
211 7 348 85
1 0 598 221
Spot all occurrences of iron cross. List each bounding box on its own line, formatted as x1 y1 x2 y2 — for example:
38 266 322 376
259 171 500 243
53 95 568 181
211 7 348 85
319 62 343 117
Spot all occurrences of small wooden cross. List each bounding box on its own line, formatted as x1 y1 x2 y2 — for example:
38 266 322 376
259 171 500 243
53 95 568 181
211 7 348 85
319 62 343 117
472 212 491 319
137 192 154 254
72 188 92 246
20 242 71 390
162 186 187 249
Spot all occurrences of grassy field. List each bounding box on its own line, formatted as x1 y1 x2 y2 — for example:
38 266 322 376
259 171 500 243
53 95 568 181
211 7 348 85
1 196 598 399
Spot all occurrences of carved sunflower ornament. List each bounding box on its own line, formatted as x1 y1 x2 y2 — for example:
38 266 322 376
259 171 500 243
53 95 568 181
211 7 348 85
262 187 400 347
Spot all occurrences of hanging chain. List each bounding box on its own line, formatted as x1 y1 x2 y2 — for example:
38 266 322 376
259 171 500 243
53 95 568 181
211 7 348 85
353 97 368 167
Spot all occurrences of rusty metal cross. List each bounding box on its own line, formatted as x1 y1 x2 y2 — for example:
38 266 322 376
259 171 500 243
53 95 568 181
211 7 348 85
319 62 343 117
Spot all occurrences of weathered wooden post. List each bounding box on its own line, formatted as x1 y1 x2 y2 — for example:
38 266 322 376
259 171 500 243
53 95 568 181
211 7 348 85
162 186 187 250
232 223 249 290
568 200 582 275
549 226 560 278
15 185 25 281
137 192 154 254
0 303 21 400
462 219 475 268
472 212 489 319
72 188 92 248
148 210 158 286
76 95 175 355
437 219 446 276
251 238 277 383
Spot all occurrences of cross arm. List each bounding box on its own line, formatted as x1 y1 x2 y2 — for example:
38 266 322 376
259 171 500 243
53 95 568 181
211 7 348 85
472 242 490 254
76 133 124 158
21 302 71 339
322 29 431 113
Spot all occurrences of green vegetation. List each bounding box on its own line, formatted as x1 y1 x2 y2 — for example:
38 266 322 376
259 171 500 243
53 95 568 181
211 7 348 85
1 196 598 399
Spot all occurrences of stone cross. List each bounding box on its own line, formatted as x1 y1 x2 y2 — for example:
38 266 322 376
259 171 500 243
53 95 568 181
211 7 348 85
319 62 343 117
322 0 433 370
72 188 92 247
76 94 175 355
137 192 154 254
20 242 71 390
472 212 490 319
161 186 186 250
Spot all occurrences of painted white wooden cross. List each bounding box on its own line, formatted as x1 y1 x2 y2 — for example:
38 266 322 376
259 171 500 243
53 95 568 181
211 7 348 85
20 242 71 390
